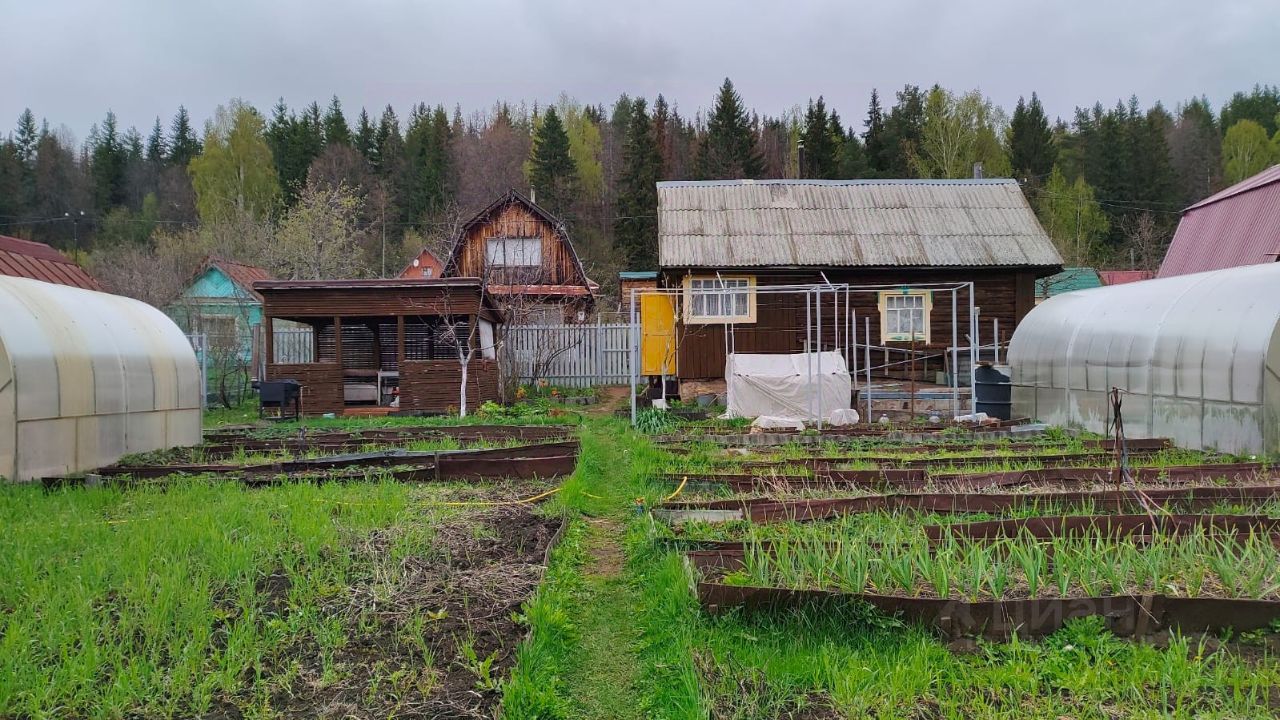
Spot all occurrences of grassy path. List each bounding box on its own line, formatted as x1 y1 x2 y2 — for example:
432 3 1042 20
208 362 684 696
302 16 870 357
561 517 643 719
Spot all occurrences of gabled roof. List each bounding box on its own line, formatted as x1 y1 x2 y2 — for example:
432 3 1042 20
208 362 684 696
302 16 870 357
443 189 594 292
399 248 444 278
0 234 101 290
186 256 274 301
657 179 1063 270
1158 164 1280 278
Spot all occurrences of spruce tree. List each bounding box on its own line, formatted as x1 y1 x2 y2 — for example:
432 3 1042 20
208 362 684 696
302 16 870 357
355 108 377 164
615 98 662 269
168 105 202 167
323 95 351 146
836 124 868 178
695 78 763 180
402 104 452 224
91 111 128 210
1009 93 1056 181
528 106 579 219
14 109 38 168
881 85 925 177
801 97 838 178
145 117 167 163
863 89 887 176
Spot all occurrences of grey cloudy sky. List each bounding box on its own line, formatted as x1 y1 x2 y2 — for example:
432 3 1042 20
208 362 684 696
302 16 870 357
5 0 1278 144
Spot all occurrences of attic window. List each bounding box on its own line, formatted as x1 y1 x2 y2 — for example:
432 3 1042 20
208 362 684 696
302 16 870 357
486 238 541 267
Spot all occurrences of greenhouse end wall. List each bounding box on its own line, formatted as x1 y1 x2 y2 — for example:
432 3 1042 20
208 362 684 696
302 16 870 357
0 276 202 482
1008 263 1280 456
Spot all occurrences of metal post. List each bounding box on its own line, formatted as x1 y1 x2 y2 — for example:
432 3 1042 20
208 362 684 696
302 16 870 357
993 317 1001 365
629 288 638 426
200 333 208 410
816 287 823 430
864 316 872 422
951 286 959 419
969 291 978 416
805 290 813 423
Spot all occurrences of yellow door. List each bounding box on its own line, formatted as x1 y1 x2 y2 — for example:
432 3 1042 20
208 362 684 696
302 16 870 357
640 293 676 376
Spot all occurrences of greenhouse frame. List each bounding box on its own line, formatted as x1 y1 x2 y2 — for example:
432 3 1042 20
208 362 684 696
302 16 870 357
0 276 201 482
1008 263 1280 455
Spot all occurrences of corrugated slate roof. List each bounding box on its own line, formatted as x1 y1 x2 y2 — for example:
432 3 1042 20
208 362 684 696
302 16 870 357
0 234 101 290
657 179 1062 269
1158 164 1280 278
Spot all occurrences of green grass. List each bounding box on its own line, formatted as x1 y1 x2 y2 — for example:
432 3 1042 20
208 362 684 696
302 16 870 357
0 477 454 717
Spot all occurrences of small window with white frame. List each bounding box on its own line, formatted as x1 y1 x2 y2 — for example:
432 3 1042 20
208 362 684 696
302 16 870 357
879 290 931 343
684 275 756 324
486 238 541 267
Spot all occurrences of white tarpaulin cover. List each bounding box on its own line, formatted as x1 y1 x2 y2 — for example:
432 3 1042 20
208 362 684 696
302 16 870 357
725 351 852 421
1007 263 1280 455
0 276 202 481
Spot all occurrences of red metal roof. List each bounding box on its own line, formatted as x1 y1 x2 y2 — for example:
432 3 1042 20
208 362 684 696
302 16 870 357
0 234 101 290
397 248 445 279
1097 270 1153 286
210 257 273 300
1158 164 1280 278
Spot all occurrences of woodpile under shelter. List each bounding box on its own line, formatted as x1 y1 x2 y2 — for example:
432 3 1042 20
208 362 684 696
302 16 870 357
1008 263 1280 455
257 278 503 415
0 276 201 481
654 179 1063 381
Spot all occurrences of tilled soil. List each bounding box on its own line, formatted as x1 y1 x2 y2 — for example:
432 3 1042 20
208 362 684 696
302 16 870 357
209 506 561 719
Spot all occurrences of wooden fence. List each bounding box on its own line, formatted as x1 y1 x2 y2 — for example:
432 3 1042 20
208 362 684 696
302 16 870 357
502 323 634 387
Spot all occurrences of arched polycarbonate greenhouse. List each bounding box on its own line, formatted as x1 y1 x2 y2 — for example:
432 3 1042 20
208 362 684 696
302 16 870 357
0 276 202 481
1008 263 1280 455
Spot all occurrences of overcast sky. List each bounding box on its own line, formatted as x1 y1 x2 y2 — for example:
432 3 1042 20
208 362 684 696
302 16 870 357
6 0 1278 144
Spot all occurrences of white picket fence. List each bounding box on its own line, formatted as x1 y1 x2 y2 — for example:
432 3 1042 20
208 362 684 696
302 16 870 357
502 323 634 387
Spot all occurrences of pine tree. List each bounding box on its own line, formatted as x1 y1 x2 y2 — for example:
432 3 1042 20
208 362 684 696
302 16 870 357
145 117 167 163
801 97 839 178
695 78 763 180
1009 93 1056 181
862 89 887 176
91 111 128 210
354 108 377 163
615 98 662 269
168 106 202 167
528 106 578 219
323 95 351 146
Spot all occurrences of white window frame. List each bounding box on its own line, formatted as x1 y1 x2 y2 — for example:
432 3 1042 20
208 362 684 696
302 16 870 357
878 290 932 343
486 237 542 267
683 275 756 324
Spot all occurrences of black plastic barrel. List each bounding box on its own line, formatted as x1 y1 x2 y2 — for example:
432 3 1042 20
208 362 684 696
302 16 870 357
973 365 1012 420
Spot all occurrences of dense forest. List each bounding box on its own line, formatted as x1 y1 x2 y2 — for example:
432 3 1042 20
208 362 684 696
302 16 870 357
1 80 1278 304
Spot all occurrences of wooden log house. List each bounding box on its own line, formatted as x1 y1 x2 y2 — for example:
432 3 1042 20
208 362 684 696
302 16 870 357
256 278 503 415
654 179 1064 381
442 189 597 324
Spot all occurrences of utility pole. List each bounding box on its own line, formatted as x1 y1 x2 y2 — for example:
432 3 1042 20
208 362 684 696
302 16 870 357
65 210 84 252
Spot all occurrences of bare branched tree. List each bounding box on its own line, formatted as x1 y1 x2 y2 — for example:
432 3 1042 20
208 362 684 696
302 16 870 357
1120 211 1170 272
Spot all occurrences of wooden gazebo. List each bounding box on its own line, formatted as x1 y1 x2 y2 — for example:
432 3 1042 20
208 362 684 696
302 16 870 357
255 278 503 415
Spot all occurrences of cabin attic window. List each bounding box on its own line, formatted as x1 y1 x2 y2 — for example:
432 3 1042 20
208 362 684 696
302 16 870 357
878 290 932 343
486 238 541 267
684 275 756 324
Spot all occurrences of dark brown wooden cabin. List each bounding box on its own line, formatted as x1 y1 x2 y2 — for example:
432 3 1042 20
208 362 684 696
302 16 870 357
656 179 1063 381
442 189 596 323
256 278 503 415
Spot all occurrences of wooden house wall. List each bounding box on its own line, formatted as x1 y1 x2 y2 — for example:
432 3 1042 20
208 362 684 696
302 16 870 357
450 203 585 287
666 269 1037 380
261 288 482 320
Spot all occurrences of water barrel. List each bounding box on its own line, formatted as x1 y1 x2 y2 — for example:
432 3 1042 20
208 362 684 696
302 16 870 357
974 364 1012 420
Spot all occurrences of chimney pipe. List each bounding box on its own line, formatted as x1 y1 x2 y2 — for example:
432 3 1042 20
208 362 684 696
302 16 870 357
972 162 984 179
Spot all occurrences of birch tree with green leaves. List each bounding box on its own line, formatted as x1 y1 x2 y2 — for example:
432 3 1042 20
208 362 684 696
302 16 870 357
1221 119 1275 184
189 100 280 223
911 87 1010 179
270 180 363 279
1035 166 1110 264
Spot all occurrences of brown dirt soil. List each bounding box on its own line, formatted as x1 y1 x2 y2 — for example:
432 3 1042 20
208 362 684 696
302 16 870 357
211 506 560 719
